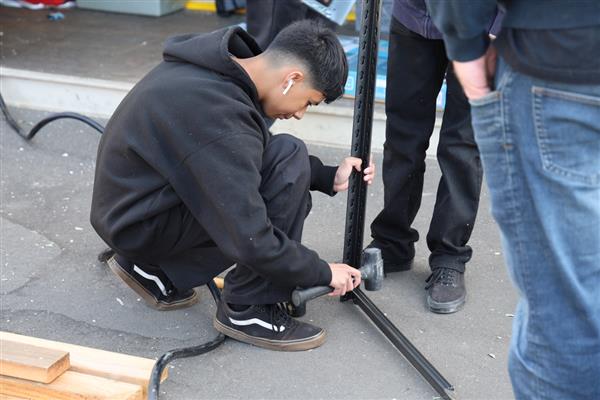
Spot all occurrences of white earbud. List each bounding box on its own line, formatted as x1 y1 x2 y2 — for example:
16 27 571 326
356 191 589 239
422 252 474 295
282 79 294 95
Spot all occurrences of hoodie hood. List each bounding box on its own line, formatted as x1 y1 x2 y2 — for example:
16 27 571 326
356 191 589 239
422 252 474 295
163 27 263 101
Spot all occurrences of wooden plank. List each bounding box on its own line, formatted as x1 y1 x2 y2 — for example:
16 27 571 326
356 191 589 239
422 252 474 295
0 371 142 400
0 332 166 397
213 277 224 289
0 340 70 384
0 394 30 400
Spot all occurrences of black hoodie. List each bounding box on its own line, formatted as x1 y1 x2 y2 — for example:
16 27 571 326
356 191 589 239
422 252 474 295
91 27 334 289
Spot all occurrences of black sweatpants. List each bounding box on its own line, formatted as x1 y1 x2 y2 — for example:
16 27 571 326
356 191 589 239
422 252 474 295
130 134 314 305
370 18 483 273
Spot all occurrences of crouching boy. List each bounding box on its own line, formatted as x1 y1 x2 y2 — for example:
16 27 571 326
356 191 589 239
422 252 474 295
91 21 374 351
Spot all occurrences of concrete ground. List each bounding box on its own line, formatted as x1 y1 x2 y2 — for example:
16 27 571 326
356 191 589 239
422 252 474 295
1 5 518 400
1 107 517 400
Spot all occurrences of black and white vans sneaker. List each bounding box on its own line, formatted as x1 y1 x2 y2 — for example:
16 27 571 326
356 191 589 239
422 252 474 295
213 301 326 351
107 254 198 311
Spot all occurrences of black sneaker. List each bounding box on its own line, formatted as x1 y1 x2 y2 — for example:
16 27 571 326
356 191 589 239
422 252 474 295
425 267 466 314
213 301 326 351
107 254 198 311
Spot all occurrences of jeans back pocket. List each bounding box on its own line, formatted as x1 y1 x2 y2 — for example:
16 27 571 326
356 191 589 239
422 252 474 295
533 87 600 186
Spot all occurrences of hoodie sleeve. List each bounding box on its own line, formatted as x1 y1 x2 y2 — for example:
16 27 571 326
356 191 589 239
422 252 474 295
426 0 498 61
169 132 332 288
309 155 337 196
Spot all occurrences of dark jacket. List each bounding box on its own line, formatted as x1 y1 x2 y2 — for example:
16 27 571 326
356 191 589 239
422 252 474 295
392 0 502 40
427 0 600 62
91 27 333 289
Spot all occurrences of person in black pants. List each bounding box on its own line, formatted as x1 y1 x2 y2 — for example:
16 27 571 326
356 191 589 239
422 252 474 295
369 0 501 314
246 0 337 50
91 21 375 351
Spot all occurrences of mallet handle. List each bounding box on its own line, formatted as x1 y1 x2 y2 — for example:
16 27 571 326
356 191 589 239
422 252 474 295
291 286 332 307
291 265 375 307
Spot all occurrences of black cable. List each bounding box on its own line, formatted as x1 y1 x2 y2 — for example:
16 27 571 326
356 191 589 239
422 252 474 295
97 248 116 263
0 92 23 135
0 92 104 139
147 280 227 400
27 112 104 139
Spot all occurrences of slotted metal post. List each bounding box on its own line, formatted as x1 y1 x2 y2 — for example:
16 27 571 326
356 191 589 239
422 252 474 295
342 0 380 269
341 1 455 399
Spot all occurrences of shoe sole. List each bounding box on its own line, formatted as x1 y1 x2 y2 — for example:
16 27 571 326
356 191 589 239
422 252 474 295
213 318 326 351
427 294 466 314
107 256 198 311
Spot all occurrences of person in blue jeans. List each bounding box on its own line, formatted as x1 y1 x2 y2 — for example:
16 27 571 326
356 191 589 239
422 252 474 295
427 0 600 399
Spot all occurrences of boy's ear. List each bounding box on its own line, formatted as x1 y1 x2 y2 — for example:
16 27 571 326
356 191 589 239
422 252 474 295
284 71 305 85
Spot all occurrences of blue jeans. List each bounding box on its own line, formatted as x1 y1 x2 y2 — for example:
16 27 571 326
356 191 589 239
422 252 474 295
469 57 600 399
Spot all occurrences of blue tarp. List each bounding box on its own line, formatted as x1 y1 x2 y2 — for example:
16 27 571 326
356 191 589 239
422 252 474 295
340 35 446 109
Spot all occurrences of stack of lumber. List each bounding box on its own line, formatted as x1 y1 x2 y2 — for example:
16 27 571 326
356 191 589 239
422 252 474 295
0 331 167 399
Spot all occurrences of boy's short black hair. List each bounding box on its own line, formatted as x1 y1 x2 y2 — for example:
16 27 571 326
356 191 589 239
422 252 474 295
265 20 349 103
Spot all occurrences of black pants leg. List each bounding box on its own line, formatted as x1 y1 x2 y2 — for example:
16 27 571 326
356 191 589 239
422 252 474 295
125 135 312 305
427 64 482 272
370 18 481 273
222 134 313 305
246 0 336 49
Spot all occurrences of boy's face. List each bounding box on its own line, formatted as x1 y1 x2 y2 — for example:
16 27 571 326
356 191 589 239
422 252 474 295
261 75 325 120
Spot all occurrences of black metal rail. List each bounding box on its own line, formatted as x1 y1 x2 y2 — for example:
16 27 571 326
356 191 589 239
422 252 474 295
341 1 456 399
342 0 380 270
353 288 455 399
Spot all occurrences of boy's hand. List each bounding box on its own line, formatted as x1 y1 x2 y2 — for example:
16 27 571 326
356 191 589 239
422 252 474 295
328 263 362 296
333 156 375 192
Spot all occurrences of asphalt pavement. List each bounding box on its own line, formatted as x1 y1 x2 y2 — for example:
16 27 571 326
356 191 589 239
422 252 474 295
1 106 518 399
